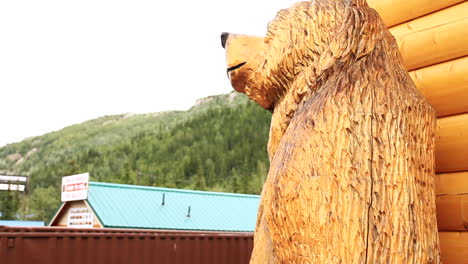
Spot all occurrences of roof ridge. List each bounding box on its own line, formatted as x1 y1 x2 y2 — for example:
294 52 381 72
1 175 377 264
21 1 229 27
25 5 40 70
89 181 260 199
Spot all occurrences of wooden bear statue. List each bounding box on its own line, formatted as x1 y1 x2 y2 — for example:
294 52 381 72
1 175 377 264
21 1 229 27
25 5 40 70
222 0 440 263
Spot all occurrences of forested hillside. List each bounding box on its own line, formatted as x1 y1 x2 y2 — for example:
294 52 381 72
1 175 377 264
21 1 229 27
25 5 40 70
0 92 272 222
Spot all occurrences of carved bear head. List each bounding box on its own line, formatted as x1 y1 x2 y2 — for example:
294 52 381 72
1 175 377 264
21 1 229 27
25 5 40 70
222 0 383 111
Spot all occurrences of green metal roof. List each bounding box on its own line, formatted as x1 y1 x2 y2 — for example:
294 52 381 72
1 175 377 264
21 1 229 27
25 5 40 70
87 182 260 232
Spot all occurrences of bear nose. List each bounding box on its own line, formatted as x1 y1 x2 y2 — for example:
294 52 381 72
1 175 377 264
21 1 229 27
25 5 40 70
221 32 230 49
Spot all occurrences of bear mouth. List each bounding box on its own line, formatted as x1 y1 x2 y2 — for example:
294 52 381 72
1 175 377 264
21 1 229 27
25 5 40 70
227 62 247 76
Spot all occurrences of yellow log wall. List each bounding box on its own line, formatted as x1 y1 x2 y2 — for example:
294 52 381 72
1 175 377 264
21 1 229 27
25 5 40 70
396 18 468 70
367 0 465 27
368 1 468 263
435 172 468 231
389 2 468 37
435 171 468 195
436 195 468 231
439 232 468 264
387 2 468 71
409 57 468 117
436 114 468 173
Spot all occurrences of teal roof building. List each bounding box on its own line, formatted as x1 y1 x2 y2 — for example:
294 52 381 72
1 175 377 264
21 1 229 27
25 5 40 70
50 182 260 232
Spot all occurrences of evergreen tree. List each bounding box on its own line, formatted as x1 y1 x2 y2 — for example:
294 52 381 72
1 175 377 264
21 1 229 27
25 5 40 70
0 93 272 220
0 190 20 220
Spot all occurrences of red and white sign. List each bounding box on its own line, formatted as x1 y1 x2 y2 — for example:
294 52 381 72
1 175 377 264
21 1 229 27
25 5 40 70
61 173 89 202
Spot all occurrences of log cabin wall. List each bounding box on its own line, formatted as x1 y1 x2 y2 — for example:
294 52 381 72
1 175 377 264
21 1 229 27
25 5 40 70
367 1 468 263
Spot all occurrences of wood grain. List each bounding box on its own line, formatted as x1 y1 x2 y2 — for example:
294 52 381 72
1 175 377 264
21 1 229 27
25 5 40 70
435 172 468 231
439 232 468 264
396 18 468 70
409 57 468 117
436 114 468 173
367 0 464 27
435 171 468 195
389 2 468 38
224 1 441 262
436 194 468 231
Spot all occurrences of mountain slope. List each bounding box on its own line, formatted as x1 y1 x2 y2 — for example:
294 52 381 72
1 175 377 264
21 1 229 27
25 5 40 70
0 92 272 221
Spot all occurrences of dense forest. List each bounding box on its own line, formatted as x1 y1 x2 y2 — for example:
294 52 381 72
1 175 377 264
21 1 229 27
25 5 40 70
0 92 272 222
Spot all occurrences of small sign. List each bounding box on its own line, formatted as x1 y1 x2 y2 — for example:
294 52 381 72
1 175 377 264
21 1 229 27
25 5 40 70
68 207 93 228
0 184 26 191
0 175 28 192
61 173 89 202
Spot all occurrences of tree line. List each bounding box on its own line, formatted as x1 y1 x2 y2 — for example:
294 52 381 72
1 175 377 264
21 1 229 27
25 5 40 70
0 93 272 222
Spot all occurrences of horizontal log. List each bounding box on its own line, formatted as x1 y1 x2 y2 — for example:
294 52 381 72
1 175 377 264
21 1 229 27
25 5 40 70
396 18 468 70
435 171 468 195
409 56 468 117
439 231 468 264
435 172 468 231
389 2 468 38
436 114 468 173
436 194 468 231
367 0 464 27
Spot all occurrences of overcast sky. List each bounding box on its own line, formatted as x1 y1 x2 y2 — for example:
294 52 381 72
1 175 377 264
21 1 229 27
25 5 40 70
0 0 299 147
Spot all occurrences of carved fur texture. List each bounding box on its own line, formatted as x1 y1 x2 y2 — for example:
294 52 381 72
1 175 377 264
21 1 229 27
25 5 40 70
223 0 440 263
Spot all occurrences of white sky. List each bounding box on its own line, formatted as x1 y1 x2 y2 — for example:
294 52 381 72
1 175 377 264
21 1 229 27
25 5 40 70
0 0 299 147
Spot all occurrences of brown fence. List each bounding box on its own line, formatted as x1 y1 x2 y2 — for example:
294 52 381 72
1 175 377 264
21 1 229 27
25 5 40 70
0 226 253 264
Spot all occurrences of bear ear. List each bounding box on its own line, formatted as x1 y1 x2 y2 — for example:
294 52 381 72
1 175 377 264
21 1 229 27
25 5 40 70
349 0 368 6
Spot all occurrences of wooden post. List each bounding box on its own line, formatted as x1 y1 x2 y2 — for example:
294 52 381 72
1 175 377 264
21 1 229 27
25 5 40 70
222 0 440 263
